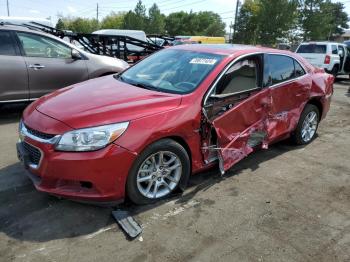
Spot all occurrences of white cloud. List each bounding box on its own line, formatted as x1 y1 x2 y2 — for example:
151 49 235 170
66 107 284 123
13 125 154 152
67 6 77 13
29 9 40 14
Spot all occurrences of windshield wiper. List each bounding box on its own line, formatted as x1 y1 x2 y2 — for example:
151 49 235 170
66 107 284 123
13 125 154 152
133 82 159 91
114 74 160 92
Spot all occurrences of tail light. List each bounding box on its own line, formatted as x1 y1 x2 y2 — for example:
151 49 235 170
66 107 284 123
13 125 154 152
324 55 331 64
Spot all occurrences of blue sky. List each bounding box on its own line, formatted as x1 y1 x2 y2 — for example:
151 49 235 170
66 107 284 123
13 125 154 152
0 0 349 30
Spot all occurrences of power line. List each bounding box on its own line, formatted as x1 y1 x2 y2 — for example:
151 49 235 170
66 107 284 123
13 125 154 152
161 0 206 12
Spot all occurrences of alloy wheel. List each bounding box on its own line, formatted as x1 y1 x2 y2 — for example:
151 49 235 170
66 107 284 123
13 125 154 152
301 111 318 143
136 151 182 199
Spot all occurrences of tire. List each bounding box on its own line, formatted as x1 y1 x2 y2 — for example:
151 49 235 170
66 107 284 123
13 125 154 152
126 139 190 205
291 104 320 145
330 65 339 77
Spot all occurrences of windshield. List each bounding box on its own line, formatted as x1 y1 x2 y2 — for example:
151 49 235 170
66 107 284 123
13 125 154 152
297 44 327 54
118 49 224 94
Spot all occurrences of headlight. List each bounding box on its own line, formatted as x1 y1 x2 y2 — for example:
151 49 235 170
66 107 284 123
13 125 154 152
55 122 129 152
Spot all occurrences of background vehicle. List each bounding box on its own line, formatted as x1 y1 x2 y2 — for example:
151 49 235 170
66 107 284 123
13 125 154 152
18 45 333 205
189 36 225 44
93 29 147 52
0 16 53 27
296 42 350 76
0 24 129 103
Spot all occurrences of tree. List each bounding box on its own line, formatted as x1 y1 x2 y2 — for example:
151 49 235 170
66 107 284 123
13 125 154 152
234 0 298 45
165 11 225 36
147 4 165 34
165 11 190 35
298 0 348 41
55 17 99 33
195 11 226 36
56 18 65 30
233 0 260 44
256 0 298 45
100 12 125 29
123 0 147 30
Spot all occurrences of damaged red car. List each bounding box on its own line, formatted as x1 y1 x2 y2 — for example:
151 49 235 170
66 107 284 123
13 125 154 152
17 45 334 205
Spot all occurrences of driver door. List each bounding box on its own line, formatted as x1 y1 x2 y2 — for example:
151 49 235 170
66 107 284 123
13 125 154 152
203 54 270 173
16 32 89 99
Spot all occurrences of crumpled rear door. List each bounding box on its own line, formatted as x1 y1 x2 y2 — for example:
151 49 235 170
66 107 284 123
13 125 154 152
211 88 270 173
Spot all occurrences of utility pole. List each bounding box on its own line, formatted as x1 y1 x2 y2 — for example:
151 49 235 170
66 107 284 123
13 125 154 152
232 0 240 41
96 3 99 22
7 0 10 16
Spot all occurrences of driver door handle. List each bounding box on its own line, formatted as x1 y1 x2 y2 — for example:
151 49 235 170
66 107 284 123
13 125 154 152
29 64 45 70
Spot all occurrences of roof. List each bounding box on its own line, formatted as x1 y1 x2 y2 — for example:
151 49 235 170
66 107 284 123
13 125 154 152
0 23 46 33
171 44 292 56
299 41 343 45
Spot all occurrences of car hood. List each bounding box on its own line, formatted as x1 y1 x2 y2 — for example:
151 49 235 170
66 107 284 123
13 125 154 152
34 75 182 129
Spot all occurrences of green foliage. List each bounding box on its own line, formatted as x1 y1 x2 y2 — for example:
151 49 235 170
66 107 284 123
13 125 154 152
234 0 349 44
124 0 147 30
148 4 165 34
165 11 226 36
299 0 349 41
100 12 125 29
55 1 226 36
55 16 99 33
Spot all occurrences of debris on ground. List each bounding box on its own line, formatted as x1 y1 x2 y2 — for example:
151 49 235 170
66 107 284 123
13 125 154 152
112 210 143 239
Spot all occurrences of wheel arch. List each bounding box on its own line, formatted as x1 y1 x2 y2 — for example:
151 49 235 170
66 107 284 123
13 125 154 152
162 136 192 170
307 97 323 118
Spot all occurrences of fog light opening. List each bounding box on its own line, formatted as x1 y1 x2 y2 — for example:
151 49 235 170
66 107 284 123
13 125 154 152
80 181 93 189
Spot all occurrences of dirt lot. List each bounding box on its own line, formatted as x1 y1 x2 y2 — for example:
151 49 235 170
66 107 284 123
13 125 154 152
0 79 349 262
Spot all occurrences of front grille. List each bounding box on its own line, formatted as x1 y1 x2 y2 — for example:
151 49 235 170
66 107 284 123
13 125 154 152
23 142 42 166
25 125 56 140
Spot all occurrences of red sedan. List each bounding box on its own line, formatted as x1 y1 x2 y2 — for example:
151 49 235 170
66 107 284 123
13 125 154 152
17 45 334 205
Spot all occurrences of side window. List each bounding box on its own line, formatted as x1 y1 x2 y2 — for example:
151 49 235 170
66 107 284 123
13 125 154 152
269 55 295 85
215 57 259 95
17 32 71 59
0 31 16 56
294 60 305 78
331 45 338 55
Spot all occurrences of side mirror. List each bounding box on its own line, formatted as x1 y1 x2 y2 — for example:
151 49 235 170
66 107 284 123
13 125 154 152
71 49 82 60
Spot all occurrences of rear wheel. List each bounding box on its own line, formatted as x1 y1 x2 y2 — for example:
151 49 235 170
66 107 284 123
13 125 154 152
126 139 190 205
330 65 339 77
291 104 320 145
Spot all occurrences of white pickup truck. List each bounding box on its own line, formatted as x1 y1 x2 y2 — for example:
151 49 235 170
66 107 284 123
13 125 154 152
296 42 350 77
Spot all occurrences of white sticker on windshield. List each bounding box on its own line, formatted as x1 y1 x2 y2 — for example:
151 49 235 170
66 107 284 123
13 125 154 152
190 58 217 65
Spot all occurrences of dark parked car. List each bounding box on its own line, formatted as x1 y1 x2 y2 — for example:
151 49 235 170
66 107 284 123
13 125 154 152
18 45 333 205
0 24 129 103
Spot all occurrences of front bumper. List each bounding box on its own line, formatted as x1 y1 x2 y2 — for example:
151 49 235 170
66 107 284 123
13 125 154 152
17 136 137 204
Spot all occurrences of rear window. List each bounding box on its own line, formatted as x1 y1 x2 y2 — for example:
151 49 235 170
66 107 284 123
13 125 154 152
297 44 327 54
0 31 16 56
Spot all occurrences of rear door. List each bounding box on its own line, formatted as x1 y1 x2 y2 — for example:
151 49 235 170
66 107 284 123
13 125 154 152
203 54 270 173
265 54 311 142
0 30 29 101
15 32 89 99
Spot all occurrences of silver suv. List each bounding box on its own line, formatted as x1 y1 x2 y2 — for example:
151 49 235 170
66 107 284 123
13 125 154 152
0 24 129 103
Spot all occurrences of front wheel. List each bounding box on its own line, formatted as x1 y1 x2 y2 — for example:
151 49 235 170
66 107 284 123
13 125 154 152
126 139 190 205
291 104 320 145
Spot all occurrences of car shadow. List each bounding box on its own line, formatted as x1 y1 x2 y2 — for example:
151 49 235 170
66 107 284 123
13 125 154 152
129 138 309 216
334 76 350 85
0 102 29 125
0 136 312 243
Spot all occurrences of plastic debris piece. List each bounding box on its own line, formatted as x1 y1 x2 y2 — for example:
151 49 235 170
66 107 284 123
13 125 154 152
112 210 142 239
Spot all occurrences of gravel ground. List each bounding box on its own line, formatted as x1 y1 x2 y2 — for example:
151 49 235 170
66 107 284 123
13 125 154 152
0 79 349 262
